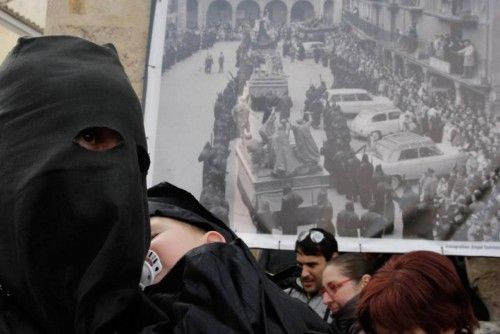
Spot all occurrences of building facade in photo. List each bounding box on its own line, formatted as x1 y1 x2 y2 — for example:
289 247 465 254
342 0 500 118
169 0 343 30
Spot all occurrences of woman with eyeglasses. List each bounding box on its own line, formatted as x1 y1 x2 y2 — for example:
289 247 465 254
321 253 373 334
357 251 479 334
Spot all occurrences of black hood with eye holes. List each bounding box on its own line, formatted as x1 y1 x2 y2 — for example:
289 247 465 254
0 36 157 333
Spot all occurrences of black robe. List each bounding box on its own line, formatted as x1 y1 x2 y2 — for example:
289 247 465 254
143 240 332 334
329 296 364 334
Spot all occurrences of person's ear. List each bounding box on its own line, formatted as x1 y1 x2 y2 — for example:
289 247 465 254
203 231 226 244
359 274 371 289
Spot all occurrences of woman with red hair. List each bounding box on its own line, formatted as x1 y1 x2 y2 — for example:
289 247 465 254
357 251 479 334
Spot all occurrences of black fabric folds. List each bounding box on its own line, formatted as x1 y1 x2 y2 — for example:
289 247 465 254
0 36 159 333
143 240 333 334
144 182 331 333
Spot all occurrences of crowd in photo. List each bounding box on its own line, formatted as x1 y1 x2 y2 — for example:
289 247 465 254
1 2 499 330
423 33 476 77
278 22 499 241
198 34 255 225
206 20 236 41
162 24 217 72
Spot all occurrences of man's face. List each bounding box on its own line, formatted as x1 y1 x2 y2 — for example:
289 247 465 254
149 216 205 283
296 250 327 295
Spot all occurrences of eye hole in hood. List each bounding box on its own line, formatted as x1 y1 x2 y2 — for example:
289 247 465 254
73 127 123 152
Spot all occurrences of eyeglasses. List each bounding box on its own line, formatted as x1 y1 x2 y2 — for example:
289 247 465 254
320 278 353 296
298 230 325 243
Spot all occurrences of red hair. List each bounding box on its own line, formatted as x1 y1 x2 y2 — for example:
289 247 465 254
357 251 478 333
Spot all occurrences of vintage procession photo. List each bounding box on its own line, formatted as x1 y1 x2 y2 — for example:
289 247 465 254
2 1 500 332
146 0 500 256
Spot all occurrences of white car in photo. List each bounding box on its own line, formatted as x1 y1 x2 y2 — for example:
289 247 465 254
357 132 467 187
350 107 402 139
302 41 324 58
327 88 393 118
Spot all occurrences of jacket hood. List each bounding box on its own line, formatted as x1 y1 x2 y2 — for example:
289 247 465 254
148 182 236 242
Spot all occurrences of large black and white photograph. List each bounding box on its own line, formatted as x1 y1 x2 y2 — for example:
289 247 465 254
3 1 500 332
145 0 500 256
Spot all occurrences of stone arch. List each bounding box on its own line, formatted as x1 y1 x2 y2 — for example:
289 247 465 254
186 0 198 29
236 0 260 28
264 0 287 26
323 0 334 24
290 0 315 22
206 0 233 27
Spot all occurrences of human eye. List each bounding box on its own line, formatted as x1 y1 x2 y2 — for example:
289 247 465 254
73 127 123 152
327 281 339 293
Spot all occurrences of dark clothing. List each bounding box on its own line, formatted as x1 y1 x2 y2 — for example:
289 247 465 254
143 241 332 334
313 47 321 64
310 99 324 129
330 297 364 334
280 192 304 234
336 209 360 237
394 191 420 238
298 44 305 61
332 150 349 194
428 115 444 143
360 211 386 238
413 202 435 240
371 170 385 197
316 202 335 236
373 181 388 214
205 56 213 73
218 54 224 72
345 157 361 202
0 36 163 333
258 249 297 276
378 186 395 235
358 161 374 209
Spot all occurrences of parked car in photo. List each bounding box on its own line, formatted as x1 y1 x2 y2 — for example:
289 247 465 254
302 41 324 58
357 132 467 188
350 107 402 139
326 88 393 118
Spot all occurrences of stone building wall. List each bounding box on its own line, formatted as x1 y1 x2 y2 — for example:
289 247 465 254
45 0 151 99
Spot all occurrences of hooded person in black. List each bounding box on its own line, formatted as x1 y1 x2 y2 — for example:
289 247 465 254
142 182 332 334
0 36 165 333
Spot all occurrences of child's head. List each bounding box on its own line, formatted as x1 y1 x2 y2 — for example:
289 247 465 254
147 182 236 283
149 216 225 283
